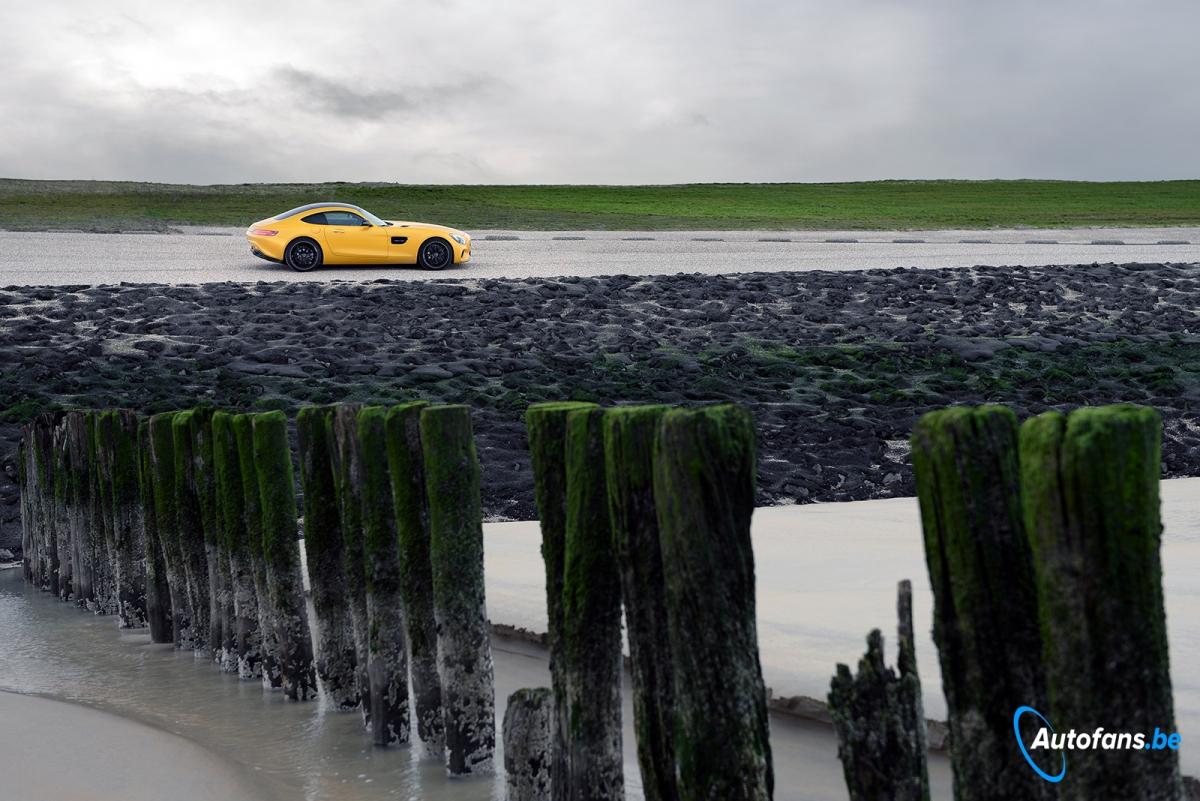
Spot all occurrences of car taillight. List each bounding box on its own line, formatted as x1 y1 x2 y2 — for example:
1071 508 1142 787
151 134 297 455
250 228 278 236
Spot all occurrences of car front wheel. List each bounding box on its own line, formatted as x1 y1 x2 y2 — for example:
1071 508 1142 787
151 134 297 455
285 238 323 272
418 237 453 271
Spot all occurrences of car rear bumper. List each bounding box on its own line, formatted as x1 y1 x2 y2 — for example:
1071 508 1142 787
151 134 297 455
249 244 282 264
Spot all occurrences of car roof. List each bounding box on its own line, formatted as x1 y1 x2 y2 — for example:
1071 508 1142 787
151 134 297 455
272 201 369 220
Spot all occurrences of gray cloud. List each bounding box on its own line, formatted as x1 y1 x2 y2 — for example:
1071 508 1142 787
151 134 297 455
0 0 1196 183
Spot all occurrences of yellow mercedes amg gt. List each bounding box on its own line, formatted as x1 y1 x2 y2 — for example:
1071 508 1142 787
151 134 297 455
246 202 471 272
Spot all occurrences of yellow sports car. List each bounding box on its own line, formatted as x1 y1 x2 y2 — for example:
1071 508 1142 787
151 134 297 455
246 202 471 272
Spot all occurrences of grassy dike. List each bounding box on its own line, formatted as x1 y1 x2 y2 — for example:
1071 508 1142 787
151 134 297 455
2 178 1199 231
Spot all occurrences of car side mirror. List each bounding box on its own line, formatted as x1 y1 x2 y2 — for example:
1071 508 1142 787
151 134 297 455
361 220 372 226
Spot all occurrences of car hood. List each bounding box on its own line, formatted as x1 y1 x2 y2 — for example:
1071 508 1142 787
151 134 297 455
385 220 465 236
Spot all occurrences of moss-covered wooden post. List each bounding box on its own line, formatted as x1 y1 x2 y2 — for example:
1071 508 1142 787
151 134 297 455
213 412 261 679
359 405 412 746
149 412 194 650
603 404 677 801
524 400 598 790
63 412 92 606
829 580 930 801
422 404 496 776
191 408 233 668
329 403 372 725
19 437 33 585
138 419 173 644
172 410 212 655
253 411 318 701
503 687 553 801
30 413 64 593
560 405 624 799
100 410 148 629
1021 405 1183 801
384 400 445 754
653 404 773 801
911 405 1051 801
52 415 75 604
233 413 282 689
296 406 358 708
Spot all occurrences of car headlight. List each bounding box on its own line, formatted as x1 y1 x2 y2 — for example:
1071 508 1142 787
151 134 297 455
450 233 466 246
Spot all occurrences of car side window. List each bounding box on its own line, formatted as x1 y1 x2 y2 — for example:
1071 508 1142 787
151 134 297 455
324 211 368 227
301 213 327 224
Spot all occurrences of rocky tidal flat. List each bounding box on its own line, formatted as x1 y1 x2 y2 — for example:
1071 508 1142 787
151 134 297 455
2 261 1199 548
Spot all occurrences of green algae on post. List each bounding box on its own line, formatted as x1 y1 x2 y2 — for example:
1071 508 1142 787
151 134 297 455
524 399 598 791
212 411 262 679
149 412 194 650
422 404 495 776
384 400 445 754
138 419 173 644
1020 405 1183 801
358 405 411 746
602 404 677 801
503 687 553 801
910 405 1051 801
190 408 233 668
232 413 282 690
252 410 317 701
296 405 358 708
653 403 773 801
328 403 371 725
102 410 148 629
172 410 212 655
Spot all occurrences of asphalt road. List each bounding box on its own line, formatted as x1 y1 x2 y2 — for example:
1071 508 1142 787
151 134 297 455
1 226 1197 285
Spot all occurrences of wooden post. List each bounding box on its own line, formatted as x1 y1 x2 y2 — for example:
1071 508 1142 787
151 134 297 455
384 400 445 754
525 400 598 791
329 403 372 725
602 405 678 801
296 405 358 708
172 410 212 655
504 687 553 801
99 410 148 629
138 419 173 644
52 415 73 603
253 411 317 701
358 405 412 746
653 404 773 801
1021 406 1184 801
828 580 930 801
192 409 234 668
232 413 283 689
911 405 1051 801
149 412 194 650
90 411 117 615
422 404 496 776
561 406 624 799
213 412 262 679
64 412 92 606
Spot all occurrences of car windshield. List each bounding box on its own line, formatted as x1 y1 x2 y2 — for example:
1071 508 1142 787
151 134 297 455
273 202 391 226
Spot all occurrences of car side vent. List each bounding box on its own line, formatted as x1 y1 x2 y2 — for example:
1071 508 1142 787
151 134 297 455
391 236 409 245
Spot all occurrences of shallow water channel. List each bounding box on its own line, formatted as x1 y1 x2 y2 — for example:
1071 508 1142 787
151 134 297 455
0 567 903 801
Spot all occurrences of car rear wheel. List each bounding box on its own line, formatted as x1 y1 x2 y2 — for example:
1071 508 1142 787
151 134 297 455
418 237 453 271
285 238 323 272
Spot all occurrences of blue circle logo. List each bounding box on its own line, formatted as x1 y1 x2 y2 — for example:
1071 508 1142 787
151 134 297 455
1013 705 1067 783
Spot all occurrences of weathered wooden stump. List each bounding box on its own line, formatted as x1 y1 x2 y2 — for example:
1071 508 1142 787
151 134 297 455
52 415 75 604
98 410 148 629
172 410 212 655
561 405 624 800
253 411 318 701
384 400 445 754
653 404 773 801
149 412 195 650
191 409 234 668
213 412 262 679
525 400 598 791
911 405 1051 801
1021 405 1184 801
422 404 496 776
232 413 283 689
358 405 412 746
88 411 118 615
138 419 174 644
329 402 372 725
64 412 93 606
504 687 553 801
828 580 930 801
602 405 678 801
296 405 358 708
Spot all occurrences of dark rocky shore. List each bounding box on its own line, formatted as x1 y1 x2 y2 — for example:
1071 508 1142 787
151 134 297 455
2 262 1200 549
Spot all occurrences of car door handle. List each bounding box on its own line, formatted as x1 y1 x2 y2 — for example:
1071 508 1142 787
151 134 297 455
330 228 346 234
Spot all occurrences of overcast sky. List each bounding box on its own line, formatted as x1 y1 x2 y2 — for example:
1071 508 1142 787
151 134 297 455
2 0 1197 184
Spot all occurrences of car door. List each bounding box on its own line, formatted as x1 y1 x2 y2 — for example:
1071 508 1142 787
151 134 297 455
323 210 389 261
